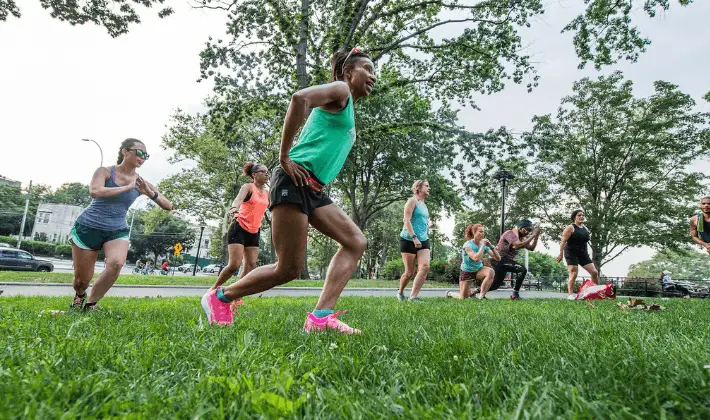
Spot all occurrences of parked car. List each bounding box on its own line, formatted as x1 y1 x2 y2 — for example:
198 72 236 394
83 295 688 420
177 264 196 272
0 247 54 272
0 242 12 248
202 264 221 273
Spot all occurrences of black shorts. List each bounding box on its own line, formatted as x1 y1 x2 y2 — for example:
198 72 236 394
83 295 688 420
459 270 483 286
565 249 593 266
269 167 333 218
399 238 430 254
227 221 260 248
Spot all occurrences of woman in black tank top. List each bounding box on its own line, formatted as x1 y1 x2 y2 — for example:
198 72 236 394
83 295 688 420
556 210 599 299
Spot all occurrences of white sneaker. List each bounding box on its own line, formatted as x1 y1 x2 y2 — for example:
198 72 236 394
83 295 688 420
567 294 576 301
397 292 406 301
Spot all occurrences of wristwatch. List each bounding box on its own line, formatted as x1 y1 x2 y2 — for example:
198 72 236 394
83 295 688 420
411 234 418 239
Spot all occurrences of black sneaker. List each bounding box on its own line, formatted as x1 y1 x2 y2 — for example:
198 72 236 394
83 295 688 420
510 293 523 300
70 293 87 309
469 288 480 299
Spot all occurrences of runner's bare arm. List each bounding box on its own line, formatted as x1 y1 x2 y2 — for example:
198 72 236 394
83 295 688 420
556 226 574 262
402 198 418 240
137 178 173 211
228 184 252 219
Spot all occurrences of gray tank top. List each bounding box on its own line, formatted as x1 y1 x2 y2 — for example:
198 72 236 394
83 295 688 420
76 166 141 230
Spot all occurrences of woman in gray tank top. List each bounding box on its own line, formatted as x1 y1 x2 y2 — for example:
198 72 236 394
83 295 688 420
69 138 173 311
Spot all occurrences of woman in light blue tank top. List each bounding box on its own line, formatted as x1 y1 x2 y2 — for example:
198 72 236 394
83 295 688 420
397 179 431 302
69 138 173 311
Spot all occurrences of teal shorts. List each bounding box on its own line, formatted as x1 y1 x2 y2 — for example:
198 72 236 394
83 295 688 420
69 222 130 251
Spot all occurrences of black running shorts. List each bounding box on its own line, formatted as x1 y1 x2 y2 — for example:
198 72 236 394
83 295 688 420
227 221 260 248
269 167 333 218
564 248 593 266
399 238 431 254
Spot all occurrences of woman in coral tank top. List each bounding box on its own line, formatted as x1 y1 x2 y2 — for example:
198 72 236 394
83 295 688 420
210 162 270 290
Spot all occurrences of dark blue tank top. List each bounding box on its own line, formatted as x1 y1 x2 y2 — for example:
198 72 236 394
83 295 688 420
76 166 141 230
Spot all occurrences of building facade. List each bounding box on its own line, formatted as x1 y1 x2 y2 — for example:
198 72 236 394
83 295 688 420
0 175 21 188
31 203 84 243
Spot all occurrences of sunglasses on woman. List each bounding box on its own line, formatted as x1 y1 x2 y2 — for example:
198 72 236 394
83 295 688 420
128 149 150 160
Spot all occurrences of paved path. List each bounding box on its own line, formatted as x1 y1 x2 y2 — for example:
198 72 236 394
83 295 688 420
0 283 569 299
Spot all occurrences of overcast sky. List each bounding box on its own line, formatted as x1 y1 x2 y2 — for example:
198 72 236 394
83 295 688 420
1 1 708 276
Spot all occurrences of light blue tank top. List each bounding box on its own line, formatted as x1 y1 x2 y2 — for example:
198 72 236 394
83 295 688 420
460 240 490 272
76 166 141 230
400 199 429 241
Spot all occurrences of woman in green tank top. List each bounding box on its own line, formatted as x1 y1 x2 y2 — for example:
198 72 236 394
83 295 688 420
397 180 431 302
203 48 376 334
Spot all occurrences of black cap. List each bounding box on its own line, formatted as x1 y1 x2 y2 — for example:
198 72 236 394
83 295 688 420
518 219 533 229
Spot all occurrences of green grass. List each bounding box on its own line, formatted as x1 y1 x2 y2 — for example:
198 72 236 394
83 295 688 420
1 297 708 418
0 271 453 288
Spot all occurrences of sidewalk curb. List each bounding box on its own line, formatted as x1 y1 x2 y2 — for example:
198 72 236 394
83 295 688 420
0 282 456 292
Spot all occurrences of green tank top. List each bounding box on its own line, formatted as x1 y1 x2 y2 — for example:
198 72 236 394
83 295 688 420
289 94 356 185
400 199 429 241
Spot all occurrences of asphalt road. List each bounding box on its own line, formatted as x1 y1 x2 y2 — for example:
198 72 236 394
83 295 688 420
0 282 569 299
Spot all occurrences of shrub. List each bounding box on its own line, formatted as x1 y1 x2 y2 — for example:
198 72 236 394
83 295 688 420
18 240 56 256
618 277 661 297
55 244 72 258
383 259 404 279
0 235 18 247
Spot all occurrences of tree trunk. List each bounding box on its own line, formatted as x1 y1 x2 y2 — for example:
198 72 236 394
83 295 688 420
296 0 310 90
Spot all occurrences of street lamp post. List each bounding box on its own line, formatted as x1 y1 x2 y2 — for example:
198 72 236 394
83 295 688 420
192 226 205 276
81 138 104 167
493 170 515 237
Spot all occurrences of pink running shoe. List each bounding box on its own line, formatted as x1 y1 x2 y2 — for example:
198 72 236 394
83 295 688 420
303 310 361 335
201 289 234 326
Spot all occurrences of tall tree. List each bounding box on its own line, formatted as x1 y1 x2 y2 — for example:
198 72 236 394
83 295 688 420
1 0 173 36
524 71 710 269
0 184 52 237
44 182 91 207
129 207 196 261
627 248 710 280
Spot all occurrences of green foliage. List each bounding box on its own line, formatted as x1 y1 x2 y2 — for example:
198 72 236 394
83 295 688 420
44 182 91 207
2 297 709 417
0 235 17 247
1 0 174 36
564 0 695 70
17 240 56 256
129 207 196 261
382 258 404 280
208 223 226 262
526 251 568 278
0 184 51 237
524 71 710 268
55 244 72 258
627 248 710 280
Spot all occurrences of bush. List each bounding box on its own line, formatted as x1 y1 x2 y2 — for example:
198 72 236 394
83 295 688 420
444 255 461 284
383 259 404 279
428 259 448 282
618 277 661 297
55 244 72 258
0 235 18 247
18 240 57 256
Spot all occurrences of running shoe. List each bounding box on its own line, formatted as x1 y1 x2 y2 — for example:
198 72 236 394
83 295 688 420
201 289 234 326
469 288 480 298
445 290 454 298
303 311 361 334
397 292 406 301
408 296 424 303
510 293 523 300
82 302 100 312
70 293 86 309
567 294 577 301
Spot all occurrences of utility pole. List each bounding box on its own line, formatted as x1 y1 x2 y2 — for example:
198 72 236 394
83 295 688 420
493 170 515 237
17 180 32 248
192 226 205 276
